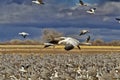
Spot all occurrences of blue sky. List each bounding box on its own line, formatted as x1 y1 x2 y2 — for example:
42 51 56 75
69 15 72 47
0 0 120 42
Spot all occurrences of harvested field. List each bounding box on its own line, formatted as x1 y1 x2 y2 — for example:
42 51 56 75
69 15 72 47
0 45 120 54
0 45 120 80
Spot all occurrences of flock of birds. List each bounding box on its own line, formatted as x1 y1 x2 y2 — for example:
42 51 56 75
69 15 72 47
31 0 120 22
1 53 120 80
32 0 96 14
19 30 91 51
20 0 119 50
0 1 119 80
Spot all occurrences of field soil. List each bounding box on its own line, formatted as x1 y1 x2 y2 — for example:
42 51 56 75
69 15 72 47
0 45 120 54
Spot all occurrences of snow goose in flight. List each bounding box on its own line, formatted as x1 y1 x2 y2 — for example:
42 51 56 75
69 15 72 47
32 0 44 5
79 30 89 36
86 8 96 14
58 37 81 51
115 18 120 23
44 37 66 48
19 32 29 38
79 0 87 6
58 37 91 51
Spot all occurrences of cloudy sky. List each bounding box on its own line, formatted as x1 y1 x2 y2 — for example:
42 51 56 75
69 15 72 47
0 0 120 42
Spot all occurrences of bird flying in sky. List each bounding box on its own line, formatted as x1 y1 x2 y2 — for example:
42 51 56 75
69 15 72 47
32 0 44 5
18 32 29 38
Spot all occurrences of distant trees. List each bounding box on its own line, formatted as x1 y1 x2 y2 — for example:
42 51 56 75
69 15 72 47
92 39 105 46
0 39 42 45
41 29 63 42
92 39 120 46
0 29 119 46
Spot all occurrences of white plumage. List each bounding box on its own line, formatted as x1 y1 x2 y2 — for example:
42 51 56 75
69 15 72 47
86 8 96 14
79 30 89 36
58 37 80 51
58 37 91 51
18 32 29 38
32 0 44 5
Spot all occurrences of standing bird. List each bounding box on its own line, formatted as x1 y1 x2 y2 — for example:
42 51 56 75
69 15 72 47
79 0 87 6
18 32 29 38
79 30 89 36
32 0 44 5
19 65 27 73
86 8 96 14
115 18 120 23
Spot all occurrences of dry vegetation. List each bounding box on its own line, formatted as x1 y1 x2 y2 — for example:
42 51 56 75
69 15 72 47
0 29 120 46
0 45 120 54
0 29 119 53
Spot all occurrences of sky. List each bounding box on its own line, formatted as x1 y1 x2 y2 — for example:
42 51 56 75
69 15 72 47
0 0 120 42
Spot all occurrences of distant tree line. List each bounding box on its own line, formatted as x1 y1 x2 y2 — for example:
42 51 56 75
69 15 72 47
0 29 120 46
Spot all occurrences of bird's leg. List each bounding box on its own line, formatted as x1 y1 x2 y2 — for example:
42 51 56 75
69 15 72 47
77 45 81 50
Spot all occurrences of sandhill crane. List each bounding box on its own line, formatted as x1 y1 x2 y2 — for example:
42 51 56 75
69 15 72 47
18 32 29 38
86 8 96 14
32 0 44 5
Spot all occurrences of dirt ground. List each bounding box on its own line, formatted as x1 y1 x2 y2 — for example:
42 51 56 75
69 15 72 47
0 45 120 54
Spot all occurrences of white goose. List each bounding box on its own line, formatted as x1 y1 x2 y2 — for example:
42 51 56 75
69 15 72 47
58 37 91 51
44 37 66 48
79 30 89 36
19 65 27 73
18 32 29 38
86 8 96 14
32 0 44 5
79 0 87 6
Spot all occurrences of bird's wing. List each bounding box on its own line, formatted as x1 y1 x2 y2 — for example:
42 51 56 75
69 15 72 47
26 33 29 35
116 18 120 21
86 35 90 42
65 38 80 47
19 33 22 35
38 0 44 4
93 8 96 10
79 32 84 36
79 0 84 5
44 43 54 48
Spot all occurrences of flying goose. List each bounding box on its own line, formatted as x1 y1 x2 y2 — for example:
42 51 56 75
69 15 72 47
58 37 91 51
86 8 96 14
79 0 87 6
115 18 120 23
18 32 29 38
43 37 66 48
79 30 89 36
32 0 44 5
